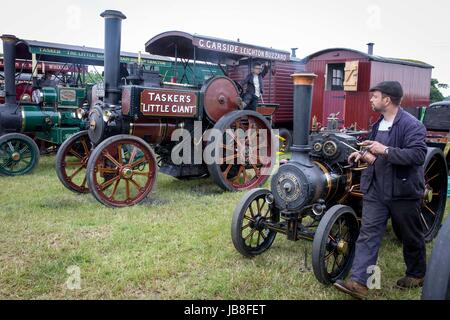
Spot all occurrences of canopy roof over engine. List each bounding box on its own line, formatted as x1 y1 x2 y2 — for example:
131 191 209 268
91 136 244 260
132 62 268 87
12 38 172 67
145 31 291 65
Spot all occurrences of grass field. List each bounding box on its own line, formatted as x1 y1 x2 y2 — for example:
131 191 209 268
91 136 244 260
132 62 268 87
0 154 448 300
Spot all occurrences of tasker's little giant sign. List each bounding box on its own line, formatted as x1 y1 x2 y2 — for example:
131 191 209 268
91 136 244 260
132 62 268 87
140 89 198 117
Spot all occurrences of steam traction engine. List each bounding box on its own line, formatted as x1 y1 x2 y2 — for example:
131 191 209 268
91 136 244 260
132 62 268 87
55 10 277 207
0 35 88 176
231 74 448 285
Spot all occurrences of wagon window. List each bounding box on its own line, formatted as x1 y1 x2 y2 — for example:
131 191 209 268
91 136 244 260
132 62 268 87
326 63 345 91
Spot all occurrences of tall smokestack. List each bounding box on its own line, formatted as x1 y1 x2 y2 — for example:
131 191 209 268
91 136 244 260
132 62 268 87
1 34 18 105
291 48 298 58
291 73 317 165
367 42 374 55
100 10 126 106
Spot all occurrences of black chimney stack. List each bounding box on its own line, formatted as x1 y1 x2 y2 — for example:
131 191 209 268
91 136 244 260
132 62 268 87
100 10 126 106
291 73 317 166
1 34 18 105
367 42 374 55
291 48 298 58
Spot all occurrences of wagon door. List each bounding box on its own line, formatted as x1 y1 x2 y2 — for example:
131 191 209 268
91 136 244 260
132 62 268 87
323 63 346 126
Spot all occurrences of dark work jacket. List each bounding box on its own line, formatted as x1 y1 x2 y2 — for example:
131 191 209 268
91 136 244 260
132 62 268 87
242 66 268 96
360 107 428 201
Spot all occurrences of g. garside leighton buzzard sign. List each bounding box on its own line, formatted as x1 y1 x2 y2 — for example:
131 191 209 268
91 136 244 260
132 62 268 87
192 36 290 62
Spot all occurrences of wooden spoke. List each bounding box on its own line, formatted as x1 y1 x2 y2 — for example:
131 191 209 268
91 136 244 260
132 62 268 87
420 213 430 231
132 170 151 177
426 173 440 184
69 148 83 160
80 139 90 155
125 179 131 200
129 157 147 169
223 153 238 164
223 164 233 178
97 167 118 174
64 162 83 167
69 166 84 180
425 159 436 176
118 144 123 165
81 176 87 188
423 204 436 217
103 151 121 168
99 176 120 191
128 146 138 165
130 178 142 191
110 178 120 200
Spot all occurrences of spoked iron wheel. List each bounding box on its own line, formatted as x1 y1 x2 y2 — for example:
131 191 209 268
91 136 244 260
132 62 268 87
312 205 360 285
207 110 274 192
86 135 157 208
392 148 447 243
231 188 280 257
0 133 39 176
55 130 92 193
422 216 450 300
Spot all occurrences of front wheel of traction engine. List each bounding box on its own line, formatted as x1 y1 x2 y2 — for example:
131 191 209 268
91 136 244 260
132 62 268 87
86 135 158 208
312 205 360 285
231 188 280 257
0 133 40 176
55 130 92 193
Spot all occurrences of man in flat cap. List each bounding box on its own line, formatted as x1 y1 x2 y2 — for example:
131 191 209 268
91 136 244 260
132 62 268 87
334 81 428 299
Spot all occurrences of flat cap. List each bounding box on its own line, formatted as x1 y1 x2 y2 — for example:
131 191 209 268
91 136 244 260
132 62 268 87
369 81 404 98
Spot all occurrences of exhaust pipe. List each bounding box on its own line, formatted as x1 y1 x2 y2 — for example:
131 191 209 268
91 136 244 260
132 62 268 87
0 34 22 134
1 34 18 105
100 10 126 106
290 73 317 166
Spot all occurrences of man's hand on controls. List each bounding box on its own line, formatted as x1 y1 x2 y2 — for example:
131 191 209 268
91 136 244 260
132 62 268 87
358 140 389 156
348 150 377 165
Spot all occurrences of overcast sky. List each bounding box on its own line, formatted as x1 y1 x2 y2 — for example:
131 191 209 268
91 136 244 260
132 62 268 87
1 0 449 96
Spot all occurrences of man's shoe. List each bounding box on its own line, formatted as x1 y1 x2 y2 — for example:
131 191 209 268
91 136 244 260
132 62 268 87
333 279 369 300
396 276 424 289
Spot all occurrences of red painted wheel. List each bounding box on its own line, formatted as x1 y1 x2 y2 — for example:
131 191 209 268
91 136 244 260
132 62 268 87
86 135 157 208
207 110 275 192
55 131 92 193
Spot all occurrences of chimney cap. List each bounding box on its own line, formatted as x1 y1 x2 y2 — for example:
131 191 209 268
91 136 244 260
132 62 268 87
1 34 18 42
100 10 127 20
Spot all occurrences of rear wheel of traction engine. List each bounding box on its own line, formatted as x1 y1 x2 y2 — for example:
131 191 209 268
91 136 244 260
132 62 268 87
392 148 447 243
86 135 158 208
421 216 450 300
207 110 274 192
278 128 292 153
55 130 92 193
231 188 279 257
0 133 39 176
312 205 360 285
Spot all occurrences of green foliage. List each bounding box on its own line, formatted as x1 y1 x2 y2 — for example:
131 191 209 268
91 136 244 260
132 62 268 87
430 78 448 104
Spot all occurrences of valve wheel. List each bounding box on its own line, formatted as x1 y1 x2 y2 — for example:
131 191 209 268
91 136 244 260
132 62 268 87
312 205 360 285
86 135 157 208
231 188 280 257
0 133 39 176
55 130 92 193
207 110 275 192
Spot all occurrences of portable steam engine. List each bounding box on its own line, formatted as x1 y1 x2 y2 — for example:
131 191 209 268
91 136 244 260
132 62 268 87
231 74 448 285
